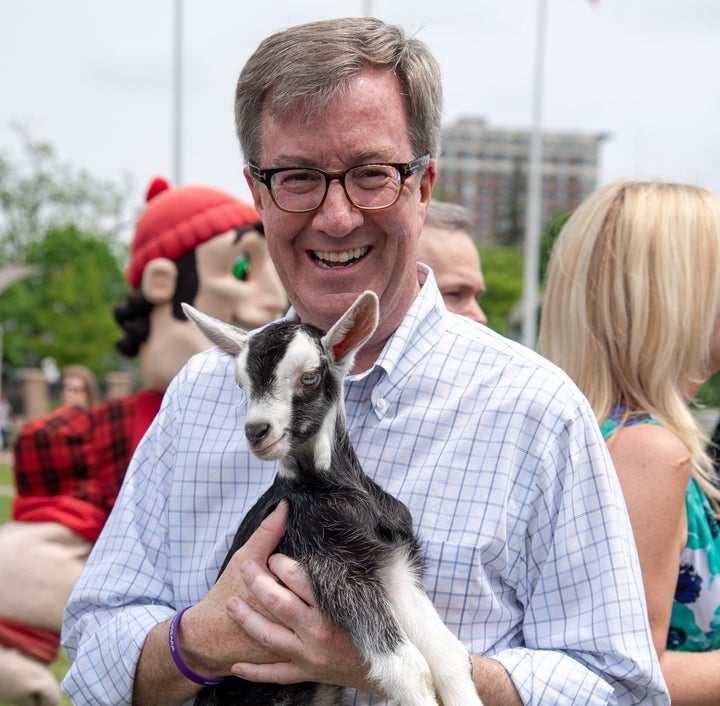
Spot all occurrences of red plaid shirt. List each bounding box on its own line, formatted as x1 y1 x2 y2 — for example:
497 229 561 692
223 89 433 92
12 389 163 542
0 389 163 663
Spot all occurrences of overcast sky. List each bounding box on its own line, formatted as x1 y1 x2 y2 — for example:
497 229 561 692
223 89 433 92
2 0 718 222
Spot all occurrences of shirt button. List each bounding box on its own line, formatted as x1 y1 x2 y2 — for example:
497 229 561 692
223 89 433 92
376 398 387 410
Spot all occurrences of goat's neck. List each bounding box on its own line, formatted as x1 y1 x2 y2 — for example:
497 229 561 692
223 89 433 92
279 403 363 484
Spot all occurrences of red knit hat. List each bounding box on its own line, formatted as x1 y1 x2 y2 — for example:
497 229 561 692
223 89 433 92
126 177 260 288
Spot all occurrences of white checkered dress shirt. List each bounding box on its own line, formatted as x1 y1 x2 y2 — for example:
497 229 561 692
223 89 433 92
62 268 668 705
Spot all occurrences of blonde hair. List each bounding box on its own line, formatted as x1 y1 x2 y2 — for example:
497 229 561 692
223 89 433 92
538 180 720 512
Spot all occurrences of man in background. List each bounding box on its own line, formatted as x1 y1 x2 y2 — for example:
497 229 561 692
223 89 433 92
419 199 487 324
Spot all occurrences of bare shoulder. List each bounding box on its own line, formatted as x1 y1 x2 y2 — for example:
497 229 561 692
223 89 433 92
607 422 692 488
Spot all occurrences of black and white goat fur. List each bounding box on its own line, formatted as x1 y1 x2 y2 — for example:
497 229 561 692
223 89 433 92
182 291 483 706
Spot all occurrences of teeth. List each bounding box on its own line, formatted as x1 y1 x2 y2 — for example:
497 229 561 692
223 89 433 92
313 247 368 265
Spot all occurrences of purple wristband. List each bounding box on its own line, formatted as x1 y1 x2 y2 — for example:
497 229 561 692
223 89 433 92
168 606 224 686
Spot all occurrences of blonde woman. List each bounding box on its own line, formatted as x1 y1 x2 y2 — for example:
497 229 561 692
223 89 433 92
538 180 720 705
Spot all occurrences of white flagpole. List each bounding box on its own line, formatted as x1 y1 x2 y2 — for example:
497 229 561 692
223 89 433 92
521 0 547 349
172 0 183 185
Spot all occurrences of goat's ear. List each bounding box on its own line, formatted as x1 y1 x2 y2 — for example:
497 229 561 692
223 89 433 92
181 303 248 357
323 290 379 366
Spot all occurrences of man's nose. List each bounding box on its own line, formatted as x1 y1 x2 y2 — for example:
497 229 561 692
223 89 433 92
463 299 488 325
312 179 363 236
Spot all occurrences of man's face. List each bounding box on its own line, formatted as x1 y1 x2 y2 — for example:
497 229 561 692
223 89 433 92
418 228 488 325
246 67 435 342
193 228 287 330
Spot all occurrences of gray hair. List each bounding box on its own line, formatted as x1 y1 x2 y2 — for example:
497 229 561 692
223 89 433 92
424 200 474 234
235 17 443 164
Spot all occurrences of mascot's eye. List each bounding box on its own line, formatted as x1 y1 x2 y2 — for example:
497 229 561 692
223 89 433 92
233 254 250 281
301 372 320 387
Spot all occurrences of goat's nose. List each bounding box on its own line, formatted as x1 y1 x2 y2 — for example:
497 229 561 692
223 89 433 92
245 422 270 447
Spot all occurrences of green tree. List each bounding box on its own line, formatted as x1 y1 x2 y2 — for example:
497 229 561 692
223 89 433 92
695 374 720 409
539 210 571 284
0 224 128 373
477 243 524 337
0 127 133 377
0 125 131 266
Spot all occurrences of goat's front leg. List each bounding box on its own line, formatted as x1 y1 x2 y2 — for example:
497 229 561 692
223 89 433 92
363 639 441 706
310 563 440 706
384 569 485 706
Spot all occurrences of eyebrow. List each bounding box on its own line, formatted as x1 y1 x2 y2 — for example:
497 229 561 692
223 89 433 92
234 224 265 244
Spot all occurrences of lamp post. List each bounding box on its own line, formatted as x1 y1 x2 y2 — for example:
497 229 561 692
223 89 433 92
172 0 183 186
521 0 547 350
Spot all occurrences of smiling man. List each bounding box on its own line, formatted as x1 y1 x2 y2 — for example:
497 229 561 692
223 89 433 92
243 65 431 374
62 17 668 706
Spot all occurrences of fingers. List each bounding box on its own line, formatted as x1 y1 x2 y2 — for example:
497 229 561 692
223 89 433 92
269 553 315 606
227 593 301 655
211 501 289 615
231 657 303 684
244 501 289 562
226 561 370 691
183 503 294 673
220 501 289 580
236 557 313 628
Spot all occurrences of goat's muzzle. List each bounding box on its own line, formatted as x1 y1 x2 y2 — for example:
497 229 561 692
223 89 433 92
245 422 270 447
244 422 288 460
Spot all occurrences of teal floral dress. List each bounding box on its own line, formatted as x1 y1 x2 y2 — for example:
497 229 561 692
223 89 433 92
601 404 720 652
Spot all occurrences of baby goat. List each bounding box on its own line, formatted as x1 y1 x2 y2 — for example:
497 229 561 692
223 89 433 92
183 291 483 706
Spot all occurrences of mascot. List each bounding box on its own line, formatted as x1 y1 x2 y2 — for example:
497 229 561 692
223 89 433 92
0 178 286 706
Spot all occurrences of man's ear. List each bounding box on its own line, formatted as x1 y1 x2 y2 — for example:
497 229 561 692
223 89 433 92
420 158 436 206
417 157 437 230
243 165 265 217
140 258 178 305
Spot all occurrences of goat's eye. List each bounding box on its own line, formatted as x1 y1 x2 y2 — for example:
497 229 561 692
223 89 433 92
301 372 320 387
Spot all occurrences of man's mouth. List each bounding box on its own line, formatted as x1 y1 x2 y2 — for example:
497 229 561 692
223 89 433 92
312 247 369 269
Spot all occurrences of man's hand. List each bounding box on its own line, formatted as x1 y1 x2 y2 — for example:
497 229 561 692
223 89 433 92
224 552 374 691
179 501 292 673
133 502 293 705
135 500 376 706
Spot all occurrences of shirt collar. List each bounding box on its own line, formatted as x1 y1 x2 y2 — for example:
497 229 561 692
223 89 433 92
283 264 446 385
370 263 445 383
283 262 445 352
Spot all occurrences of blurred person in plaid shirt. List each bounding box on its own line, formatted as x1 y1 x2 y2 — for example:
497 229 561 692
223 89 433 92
0 177 287 706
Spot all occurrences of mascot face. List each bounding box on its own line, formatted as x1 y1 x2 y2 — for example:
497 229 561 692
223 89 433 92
119 178 288 393
138 226 287 393
193 227 287 331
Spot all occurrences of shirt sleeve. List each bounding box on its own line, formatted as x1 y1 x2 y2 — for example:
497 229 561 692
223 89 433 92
490 397 669 705
61 388 180 705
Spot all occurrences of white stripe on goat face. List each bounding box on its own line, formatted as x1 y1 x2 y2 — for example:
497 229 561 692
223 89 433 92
235 330 325 463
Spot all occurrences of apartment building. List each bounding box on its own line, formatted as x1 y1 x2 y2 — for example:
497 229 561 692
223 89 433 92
436 118 607 243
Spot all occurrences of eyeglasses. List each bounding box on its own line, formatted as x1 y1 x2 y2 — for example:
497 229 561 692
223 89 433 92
62 384 85 393
248 154 430 214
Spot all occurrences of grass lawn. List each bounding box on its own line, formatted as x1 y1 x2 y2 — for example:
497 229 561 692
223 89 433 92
0 462 11 522
0 461 72 706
